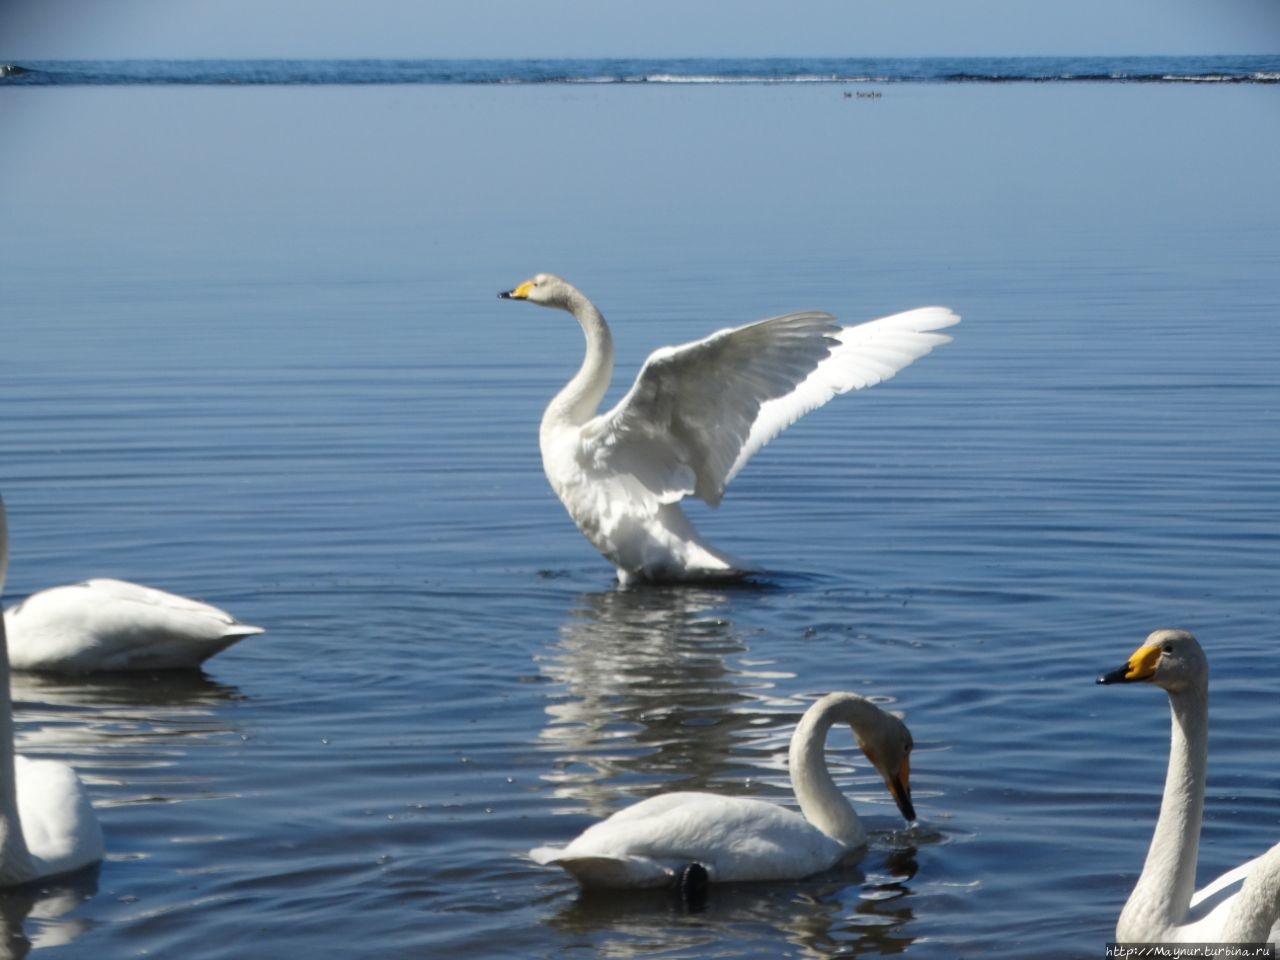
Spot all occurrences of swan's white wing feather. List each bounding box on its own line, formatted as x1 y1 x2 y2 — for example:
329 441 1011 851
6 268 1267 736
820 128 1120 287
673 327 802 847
585 307 958 508
1190 856 1258 911
80 578 246 620
1185 845 1280 941
584 311 845 507
727 306 959 487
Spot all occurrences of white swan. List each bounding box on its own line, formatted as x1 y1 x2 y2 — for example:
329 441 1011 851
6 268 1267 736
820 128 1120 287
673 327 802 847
529 691 915 889
500 273 959 585
0 496 104 885
3 578 264 673
1098 629 1280 942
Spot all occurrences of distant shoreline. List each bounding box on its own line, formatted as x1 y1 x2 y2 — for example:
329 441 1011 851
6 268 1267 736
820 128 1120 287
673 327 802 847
1 55 1276 87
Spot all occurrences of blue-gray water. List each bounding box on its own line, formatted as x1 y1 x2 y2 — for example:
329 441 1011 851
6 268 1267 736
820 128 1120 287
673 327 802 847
1 59 1278 958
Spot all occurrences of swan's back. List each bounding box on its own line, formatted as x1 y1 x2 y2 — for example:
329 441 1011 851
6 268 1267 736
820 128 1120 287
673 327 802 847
14 755 104 878
1182 848 1280 942
4 578 264 672
530 791 847 887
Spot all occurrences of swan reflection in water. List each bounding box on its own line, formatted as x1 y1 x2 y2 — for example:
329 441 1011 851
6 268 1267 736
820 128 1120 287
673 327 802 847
0 868 99 959
545 842 920 958
534 586 922 950
10 670 244 771
537 586 796 818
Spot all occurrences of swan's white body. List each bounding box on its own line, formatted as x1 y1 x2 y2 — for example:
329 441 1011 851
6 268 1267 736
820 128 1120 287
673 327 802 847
530 691 915 888
500 273 959 585
1098 629 1280 942
4 578 264 673
0 497 104 886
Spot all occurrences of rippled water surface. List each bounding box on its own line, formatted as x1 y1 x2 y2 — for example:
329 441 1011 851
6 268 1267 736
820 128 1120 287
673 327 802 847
1 79 1278 958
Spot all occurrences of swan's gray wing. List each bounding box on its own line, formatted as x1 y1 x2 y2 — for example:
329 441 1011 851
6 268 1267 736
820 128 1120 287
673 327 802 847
583 306 959 507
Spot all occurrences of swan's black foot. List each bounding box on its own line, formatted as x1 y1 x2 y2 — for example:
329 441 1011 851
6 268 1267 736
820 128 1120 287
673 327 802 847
677 861 710 910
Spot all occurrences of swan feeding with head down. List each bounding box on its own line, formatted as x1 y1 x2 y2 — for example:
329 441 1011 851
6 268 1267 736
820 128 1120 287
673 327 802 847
529 691 915 889
1098 629 1280 943
0 496 104 886
500 273 959 585
3 578 264 673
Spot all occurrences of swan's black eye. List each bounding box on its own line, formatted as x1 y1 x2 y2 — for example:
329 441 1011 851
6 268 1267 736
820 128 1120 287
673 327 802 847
1162 643 1173 654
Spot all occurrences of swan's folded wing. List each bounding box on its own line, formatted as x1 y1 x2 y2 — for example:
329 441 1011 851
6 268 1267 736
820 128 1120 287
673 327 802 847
1190 857 1256 912
1183 847 1280 941
82 579 265 639
82 580 256 625
585 307 958 507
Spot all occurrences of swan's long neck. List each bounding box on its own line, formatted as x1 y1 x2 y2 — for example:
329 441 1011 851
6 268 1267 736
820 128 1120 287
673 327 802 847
789 694 874 849
1123 683 1208 936
0 508 37 886
541 288 614 434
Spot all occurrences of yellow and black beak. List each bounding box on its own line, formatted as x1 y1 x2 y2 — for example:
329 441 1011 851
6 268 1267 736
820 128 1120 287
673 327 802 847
497 279 534 300
1097 643 1162 685
885 755 916 823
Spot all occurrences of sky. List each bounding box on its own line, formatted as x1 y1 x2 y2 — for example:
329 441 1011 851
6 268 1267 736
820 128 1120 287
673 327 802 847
0 0 1277 59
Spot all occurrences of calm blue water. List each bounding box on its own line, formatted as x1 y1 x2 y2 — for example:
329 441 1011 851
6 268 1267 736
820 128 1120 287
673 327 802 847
0 64 1278 958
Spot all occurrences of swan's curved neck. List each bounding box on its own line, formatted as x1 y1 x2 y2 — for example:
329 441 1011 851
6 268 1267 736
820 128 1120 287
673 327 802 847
789 694 876 848
542 288 614 432
1124 683 1208 935
0 605 36 885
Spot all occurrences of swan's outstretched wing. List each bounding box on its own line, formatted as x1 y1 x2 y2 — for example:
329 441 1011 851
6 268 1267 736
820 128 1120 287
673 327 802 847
585 307 959 507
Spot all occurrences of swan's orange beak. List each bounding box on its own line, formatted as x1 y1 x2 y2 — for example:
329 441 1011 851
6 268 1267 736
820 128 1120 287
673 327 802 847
498 279 534 300
884 755 915 823
1097 643 1161 685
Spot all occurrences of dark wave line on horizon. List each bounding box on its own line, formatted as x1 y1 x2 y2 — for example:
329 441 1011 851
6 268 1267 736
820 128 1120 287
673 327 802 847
2 57 1278 87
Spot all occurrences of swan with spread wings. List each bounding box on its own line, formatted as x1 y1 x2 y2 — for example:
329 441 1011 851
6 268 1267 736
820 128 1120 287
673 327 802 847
500 273 959 585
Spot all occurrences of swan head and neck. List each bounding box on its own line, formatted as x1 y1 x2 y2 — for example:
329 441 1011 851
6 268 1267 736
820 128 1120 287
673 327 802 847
1098 628 1210 939
0 496 39 886
790 692 915 849
499 273 615 431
